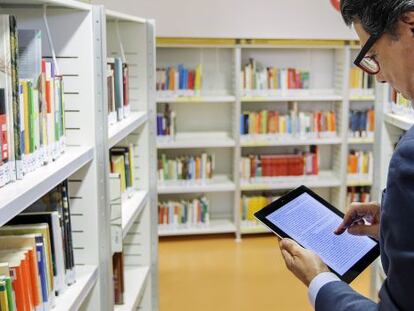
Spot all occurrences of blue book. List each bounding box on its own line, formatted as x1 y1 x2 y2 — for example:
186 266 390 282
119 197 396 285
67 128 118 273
35 235 49 304
361 111 367 132
240 115 245 134
178 65 184 90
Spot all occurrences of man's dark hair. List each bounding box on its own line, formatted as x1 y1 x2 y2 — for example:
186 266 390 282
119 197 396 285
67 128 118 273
340 0 414 36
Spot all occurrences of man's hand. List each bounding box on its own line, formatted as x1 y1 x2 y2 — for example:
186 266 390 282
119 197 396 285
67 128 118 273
279 238 330 287
334 202 380 240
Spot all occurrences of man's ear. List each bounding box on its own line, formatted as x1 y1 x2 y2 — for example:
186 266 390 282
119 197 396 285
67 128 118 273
400 11 414 35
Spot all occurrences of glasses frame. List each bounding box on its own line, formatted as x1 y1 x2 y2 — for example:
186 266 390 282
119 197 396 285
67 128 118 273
354 34 381 75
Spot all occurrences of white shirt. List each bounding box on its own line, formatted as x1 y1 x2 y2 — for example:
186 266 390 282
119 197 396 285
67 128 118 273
308 272 340 308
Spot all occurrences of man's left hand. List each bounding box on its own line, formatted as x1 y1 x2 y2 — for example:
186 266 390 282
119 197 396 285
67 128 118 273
279 238 330 287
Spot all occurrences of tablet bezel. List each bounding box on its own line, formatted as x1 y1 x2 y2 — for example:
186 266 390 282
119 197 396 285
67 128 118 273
254 185 380 283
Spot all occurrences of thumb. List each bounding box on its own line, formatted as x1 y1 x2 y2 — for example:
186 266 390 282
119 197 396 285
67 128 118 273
347 224 376 236
280 238 301 255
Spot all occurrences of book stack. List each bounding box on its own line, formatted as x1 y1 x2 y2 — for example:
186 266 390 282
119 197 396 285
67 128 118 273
348 109 375 138
158 153 215 182
241 194 279 224
110 145 135 197
240 146 319 180
157 104 176 137
107 58 130 125
0 18 66 188
0 180 75 310
347 186 371 206
349 67 375 90
158 197 210 226
348 150 373 180
241 58 310 96
240 104 337 140
156 64 202 96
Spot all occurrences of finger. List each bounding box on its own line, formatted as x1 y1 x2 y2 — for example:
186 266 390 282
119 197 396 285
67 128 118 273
334 202 376 235
347 224 377 237
281 249 294 270
280 238 302 255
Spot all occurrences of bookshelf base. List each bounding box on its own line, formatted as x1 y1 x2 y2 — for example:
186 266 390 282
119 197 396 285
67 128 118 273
54 265 98 311
114 266 150 311
159 219 236 236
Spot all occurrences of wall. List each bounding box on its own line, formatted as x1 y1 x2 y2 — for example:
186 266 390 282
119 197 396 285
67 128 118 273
93 0 357 40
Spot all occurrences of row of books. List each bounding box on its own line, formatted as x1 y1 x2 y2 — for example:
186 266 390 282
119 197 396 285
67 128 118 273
0 180 75 311
346 186 371 206
389 88 413 117
0 18 66 188
157 104 176 136
348 109 375 138
241 194 279 222
107 58 130 125
109 145 135 195
158 197 210 226
240 107 337 138
156 65 202 93
158 153 215 182
348 150 373 177
349 67 375 90
242 58 310 92
240 146 319 180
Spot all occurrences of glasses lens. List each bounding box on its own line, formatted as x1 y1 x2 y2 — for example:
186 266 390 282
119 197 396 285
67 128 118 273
360 57 379 73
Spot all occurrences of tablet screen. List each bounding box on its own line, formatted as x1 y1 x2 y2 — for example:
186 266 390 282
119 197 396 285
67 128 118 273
265 192 377 276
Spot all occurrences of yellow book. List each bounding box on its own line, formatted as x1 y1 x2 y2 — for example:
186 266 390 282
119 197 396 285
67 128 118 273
0 280 8 311
111 155 126 193
21 81 30 155
195 64 202 91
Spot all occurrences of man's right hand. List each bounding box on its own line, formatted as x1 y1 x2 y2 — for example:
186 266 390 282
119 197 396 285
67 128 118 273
334 202 380 240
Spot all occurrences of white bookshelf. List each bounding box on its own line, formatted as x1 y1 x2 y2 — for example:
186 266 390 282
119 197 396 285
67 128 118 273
159 219 236 236
383 112 414 131
122 190 148 238
53 265 99 311
108 111 148 148
105 9 158 311
155 40 380 239
114 266 150 311
0 146 93 226
158 175 236 194
0 2 158 311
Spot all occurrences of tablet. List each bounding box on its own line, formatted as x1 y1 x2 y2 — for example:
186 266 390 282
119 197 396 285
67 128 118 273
254 185 379 283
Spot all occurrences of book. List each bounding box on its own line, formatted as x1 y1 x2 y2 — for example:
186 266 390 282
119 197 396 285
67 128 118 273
347 186 371 206
0 224 55 303
156 64 202 95
347 150 373 180
240 107 337 139
241 58 310 95
158 153 215 182
113 57 124 121
112 252 124 305
23 180 76 286
348 108 375 138
158 197 210 226
241 195 280 223
240 146 319 180
349 67 374 89
107 62 116 125
110 145 135 192
157 103 176 137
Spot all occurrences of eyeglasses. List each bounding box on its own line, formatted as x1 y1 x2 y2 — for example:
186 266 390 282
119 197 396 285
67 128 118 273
354 34 381 75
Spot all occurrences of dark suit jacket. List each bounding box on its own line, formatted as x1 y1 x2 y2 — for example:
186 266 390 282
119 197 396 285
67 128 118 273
316 126 414 311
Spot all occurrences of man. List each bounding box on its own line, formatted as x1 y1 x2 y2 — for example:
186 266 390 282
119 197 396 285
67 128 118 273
279 1 414 310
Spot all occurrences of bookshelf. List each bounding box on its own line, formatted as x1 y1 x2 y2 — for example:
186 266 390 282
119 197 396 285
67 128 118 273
155 39 379 240
105 9 158 311
0 2 158 311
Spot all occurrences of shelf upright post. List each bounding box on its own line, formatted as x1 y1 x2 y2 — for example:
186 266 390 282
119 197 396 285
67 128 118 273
234 45 242 241
90 5 113 310
146 18 159 311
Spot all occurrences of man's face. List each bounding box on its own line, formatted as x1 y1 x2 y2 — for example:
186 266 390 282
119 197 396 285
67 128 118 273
354 15 414 101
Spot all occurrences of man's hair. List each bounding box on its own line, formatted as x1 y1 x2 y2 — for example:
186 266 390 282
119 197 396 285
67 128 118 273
340 0 414 36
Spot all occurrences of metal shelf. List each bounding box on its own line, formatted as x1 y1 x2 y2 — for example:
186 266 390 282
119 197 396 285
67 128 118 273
108 112 148 148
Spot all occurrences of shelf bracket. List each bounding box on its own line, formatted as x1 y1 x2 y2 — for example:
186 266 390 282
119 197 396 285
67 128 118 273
43 4 61 75
115 20 127 63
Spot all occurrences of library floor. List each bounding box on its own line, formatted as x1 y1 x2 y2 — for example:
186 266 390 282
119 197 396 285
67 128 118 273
159 235 371 311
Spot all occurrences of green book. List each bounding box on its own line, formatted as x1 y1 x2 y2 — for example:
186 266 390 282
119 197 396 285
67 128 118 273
0 276 15 311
